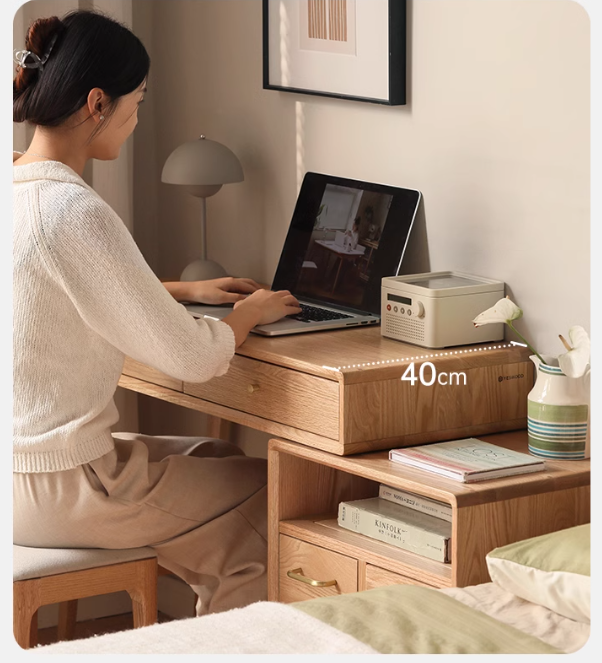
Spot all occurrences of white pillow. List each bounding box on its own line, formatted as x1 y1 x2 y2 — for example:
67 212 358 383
486 524 590 623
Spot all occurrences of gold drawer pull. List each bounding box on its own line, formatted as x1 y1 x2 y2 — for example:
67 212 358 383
287 568 337 587
247 384 260 393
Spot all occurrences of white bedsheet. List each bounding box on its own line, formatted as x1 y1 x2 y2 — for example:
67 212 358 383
33 581 589 655
32 601 379 655
441 582 590 653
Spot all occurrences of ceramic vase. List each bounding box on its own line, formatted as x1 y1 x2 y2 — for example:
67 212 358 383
527 355 590 460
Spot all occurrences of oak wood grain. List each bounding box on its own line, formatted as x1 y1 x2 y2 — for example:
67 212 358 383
183 355 339 439
122 357 182 391
269 432 590 508
237 326 533 385
365 564 439 590
281 519 451 588
13 558 158 650
121 327 536 455
269 431 590 600
343 361 531 444
279 535 357 602
267 445 375 600
452 485 590 586
118 375 341 453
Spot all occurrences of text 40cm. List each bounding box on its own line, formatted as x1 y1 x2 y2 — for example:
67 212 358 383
401 362 467 387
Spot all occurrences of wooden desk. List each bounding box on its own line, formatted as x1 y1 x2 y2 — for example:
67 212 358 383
119 326 534 456
118 328 590 602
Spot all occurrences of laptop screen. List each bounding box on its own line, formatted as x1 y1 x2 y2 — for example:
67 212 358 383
272 173 421 315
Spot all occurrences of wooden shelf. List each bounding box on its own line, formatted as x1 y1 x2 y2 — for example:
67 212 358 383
270 432 590 508
268 430 590 599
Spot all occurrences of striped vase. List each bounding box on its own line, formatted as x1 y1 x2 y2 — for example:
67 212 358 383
527 355 590 460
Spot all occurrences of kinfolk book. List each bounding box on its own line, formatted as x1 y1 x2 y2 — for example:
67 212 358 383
337 497 451 562
378 485 453 522
388 438 545 483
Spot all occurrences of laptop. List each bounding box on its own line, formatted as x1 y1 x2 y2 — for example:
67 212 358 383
185 172 422 336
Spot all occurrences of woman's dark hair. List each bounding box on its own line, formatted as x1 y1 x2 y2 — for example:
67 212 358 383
13 10 150 129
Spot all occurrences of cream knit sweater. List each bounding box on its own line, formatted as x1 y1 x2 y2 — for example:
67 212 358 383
13 160 236 473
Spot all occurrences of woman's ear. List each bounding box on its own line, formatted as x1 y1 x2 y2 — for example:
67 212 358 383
86 88 107 123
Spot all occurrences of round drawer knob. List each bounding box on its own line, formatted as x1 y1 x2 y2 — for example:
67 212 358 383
247 384 260 393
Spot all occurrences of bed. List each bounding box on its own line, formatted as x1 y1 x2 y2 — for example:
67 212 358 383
33 524 590 655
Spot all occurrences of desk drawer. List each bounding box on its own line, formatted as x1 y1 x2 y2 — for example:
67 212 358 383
184 355 339 439
279 535 357 602
365 564 439 590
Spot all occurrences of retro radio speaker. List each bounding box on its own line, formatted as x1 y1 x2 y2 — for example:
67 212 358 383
381 271 505 348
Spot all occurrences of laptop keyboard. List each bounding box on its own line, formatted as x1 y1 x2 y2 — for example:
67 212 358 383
287 303 353 323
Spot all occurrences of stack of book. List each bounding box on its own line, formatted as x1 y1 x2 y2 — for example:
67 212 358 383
337 486 452 563
388 438 546 483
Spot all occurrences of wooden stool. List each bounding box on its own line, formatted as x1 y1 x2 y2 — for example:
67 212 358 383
13 545 159 649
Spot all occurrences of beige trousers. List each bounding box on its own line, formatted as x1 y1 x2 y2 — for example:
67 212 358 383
13 433 268 615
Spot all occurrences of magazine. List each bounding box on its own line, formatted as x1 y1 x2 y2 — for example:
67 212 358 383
388 438 545 483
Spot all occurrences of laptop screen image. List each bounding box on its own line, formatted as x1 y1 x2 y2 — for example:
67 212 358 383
272 173 422 316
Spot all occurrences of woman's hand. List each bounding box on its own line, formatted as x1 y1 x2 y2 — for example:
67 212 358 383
164 277 263 305
232 289 302 326
222 289 302 347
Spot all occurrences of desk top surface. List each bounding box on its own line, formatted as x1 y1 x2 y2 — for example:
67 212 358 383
238 326 531 383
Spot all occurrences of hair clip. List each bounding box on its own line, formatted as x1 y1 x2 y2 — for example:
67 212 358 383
13 33 58 72
14 50 43 70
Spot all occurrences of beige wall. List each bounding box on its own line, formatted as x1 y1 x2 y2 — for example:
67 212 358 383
135 0 591 351
132 0 590 452
12 1 591 454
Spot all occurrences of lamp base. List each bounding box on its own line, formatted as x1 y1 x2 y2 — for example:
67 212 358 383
180 259 229 282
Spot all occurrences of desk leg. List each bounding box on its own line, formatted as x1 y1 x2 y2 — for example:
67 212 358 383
206 416 233 441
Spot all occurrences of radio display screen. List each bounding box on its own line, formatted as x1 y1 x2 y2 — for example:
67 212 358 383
388 294 412 305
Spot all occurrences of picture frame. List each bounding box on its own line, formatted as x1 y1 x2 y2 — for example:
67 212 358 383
262 0 406 106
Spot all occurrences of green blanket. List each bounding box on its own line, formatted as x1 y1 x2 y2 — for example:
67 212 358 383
294 585 562 654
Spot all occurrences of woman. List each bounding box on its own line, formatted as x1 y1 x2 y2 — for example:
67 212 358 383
13 10 301 615
345 217 361 251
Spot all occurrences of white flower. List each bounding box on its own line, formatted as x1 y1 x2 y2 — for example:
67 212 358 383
558 326 590 378
472 296 543 362
472 297 522 327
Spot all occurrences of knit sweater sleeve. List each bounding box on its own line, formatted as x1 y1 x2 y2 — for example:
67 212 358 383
32 183 235 382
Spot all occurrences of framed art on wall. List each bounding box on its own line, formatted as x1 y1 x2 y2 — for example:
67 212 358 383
262 0 406 105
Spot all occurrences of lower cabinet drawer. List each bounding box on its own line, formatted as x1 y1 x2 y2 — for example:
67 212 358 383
279 535 357 603
365 564 437 590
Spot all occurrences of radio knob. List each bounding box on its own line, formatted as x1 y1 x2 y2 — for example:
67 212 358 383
416 302 425 318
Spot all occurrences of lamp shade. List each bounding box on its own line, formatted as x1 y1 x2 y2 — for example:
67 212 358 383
161 136 244 191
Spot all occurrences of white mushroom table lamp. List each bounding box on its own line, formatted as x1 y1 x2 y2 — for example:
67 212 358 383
161 135 244 281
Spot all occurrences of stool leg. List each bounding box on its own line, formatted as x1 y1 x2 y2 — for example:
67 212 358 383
128 558 158 628
13 580 40 649
57 599 78 641
29 610 38 648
